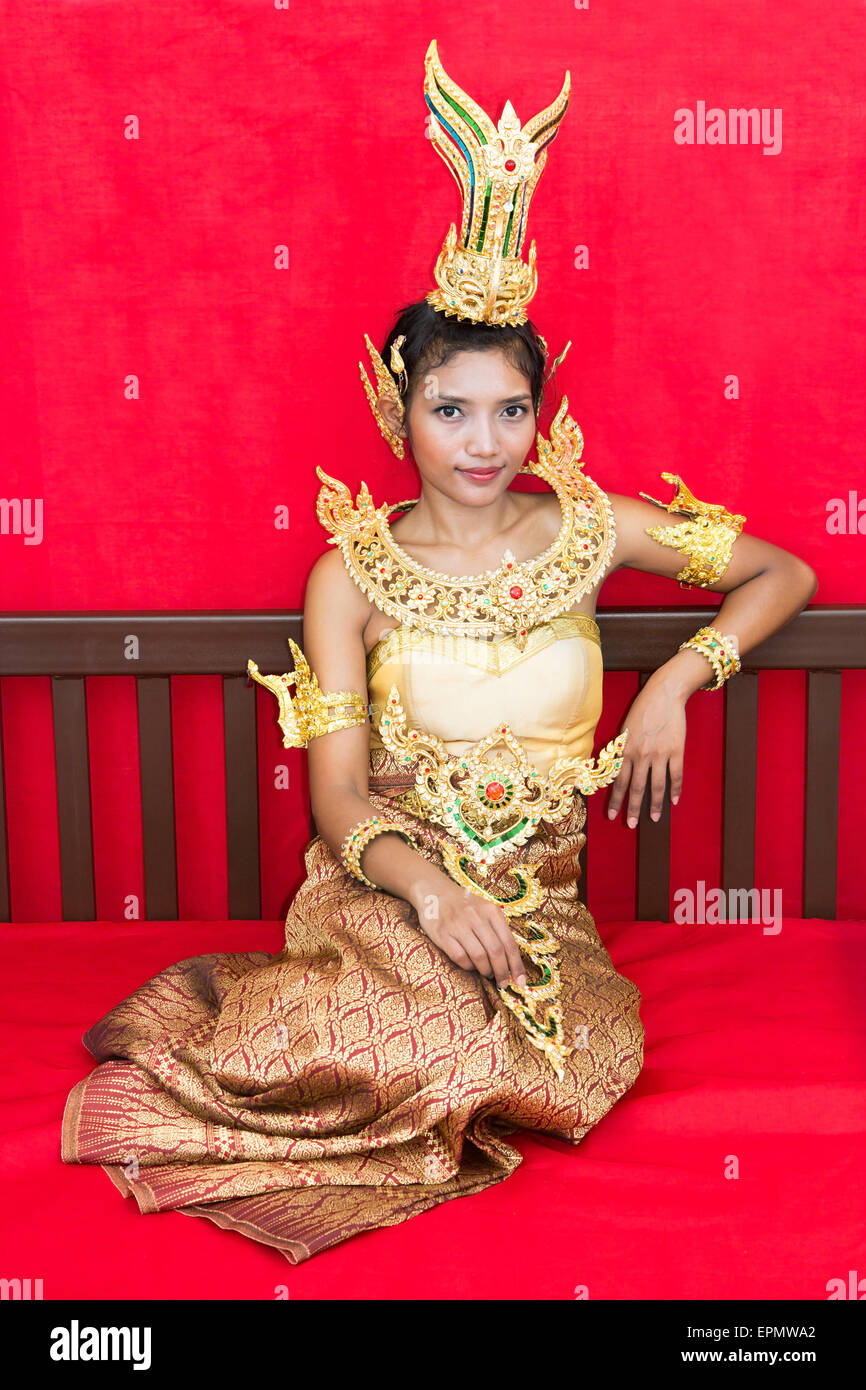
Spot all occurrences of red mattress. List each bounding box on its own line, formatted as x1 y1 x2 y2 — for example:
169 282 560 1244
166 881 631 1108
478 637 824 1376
2 915 863 1300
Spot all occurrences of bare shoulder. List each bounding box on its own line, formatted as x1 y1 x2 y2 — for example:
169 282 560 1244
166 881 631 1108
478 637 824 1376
301 548 371 694
306 548 364 607
304 548 370 632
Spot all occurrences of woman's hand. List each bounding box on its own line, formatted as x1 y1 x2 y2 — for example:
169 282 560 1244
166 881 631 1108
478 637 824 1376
607 677 687 827
412 875 527 989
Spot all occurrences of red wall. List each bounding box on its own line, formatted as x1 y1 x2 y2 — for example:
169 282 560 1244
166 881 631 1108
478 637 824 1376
2 1 864 921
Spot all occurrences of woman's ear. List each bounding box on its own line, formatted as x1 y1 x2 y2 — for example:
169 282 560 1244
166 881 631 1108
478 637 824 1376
378 396 408 440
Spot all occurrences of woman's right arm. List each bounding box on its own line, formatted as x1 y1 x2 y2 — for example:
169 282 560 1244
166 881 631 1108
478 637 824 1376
302 551 526 989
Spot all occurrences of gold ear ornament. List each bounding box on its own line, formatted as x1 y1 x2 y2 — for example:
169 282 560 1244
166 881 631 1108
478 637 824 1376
359 332 406 459
389 334 408 395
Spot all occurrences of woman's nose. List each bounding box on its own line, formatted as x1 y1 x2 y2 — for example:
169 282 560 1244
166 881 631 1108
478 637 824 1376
466 421 499 456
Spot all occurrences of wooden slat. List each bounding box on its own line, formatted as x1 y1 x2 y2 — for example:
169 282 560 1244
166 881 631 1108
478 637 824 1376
804 671 841 918
0 682 11 922
137 677 178 920
635 671 671 920
224 674 261 919
51 677 96 920
721 671 760 916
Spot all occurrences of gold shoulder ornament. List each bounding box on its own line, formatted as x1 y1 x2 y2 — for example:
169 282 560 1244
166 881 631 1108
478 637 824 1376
246 638 368 748
639 472 746 588
316 399 616 652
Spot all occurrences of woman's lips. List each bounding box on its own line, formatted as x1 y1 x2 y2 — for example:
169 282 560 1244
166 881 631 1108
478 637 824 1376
458 466 503 483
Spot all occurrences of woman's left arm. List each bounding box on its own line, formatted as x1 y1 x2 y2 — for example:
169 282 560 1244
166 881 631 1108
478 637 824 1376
603 488 819 828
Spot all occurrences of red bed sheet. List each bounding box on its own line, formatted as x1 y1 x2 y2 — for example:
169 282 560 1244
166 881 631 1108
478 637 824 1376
1 916 863 1301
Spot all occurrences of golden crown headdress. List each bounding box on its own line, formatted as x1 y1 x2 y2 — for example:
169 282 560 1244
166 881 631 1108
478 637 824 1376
423 38 570 327
358 41 572 456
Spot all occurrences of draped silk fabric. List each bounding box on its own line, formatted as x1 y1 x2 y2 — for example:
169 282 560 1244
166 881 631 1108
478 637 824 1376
61 614 645 1264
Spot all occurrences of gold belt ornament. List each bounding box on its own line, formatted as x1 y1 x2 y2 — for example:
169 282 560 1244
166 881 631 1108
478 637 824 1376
375 686 629 1079
376 684 627 885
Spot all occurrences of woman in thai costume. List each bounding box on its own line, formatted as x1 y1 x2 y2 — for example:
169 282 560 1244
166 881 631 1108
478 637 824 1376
61 39 817 1264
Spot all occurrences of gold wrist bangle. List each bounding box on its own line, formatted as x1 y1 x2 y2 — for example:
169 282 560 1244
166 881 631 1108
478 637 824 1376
678 628 722 691
340 817 420 889
678 626 741 692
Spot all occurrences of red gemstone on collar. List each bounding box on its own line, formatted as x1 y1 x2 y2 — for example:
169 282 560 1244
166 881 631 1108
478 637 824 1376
504 159 516 172
509 585 523 598
485 781 505 800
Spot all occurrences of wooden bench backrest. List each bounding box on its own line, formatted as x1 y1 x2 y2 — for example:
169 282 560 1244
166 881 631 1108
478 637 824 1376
0 605 862 921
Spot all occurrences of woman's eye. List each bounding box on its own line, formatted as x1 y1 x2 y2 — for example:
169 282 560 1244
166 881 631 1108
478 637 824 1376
434 404 528 419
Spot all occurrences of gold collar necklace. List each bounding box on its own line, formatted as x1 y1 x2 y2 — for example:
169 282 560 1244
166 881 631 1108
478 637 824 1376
316 400 616 653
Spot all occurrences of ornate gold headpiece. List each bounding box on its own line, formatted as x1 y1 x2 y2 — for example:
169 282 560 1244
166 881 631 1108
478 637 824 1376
358 42 572 453
423 38 570 326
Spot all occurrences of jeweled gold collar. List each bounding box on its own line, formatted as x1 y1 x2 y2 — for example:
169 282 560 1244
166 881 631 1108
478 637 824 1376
316 400 616 652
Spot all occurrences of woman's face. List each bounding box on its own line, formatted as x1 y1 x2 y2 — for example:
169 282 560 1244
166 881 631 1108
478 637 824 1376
385 348 537 505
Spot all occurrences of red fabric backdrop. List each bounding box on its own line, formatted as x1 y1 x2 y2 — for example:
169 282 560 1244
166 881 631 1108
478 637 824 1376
1 1 864 921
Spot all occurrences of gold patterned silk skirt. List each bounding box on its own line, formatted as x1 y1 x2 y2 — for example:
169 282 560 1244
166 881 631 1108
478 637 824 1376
61 745 645 1264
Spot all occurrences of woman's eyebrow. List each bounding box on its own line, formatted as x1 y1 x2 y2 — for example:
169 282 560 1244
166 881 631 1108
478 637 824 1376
433 392 532 404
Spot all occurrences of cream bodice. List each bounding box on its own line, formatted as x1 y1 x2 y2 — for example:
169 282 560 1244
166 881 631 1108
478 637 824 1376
367 612 603 777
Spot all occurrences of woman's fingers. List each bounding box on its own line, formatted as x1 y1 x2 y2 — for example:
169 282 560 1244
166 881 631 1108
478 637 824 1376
610 755 683 825
669 752 684 805
625 759 649 827
438 898 526 989
607 755 633 818
443 934 475 973
487 912 526 987
649 758 668 821
459 928 496 979
469 918 512 987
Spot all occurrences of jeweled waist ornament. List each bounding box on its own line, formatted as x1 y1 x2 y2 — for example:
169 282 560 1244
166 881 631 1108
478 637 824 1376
375 683 626 894
372 685 628 1082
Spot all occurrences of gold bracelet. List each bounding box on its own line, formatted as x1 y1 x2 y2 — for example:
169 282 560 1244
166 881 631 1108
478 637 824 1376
678 626 741 692
340 817 420 889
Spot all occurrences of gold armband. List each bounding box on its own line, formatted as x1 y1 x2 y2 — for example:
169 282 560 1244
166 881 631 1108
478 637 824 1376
340 817 420 889
678 626 741 692
247 637 368 748
640 472 746 588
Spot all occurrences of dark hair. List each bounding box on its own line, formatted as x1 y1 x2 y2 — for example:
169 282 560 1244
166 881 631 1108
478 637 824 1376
379 299 548 423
